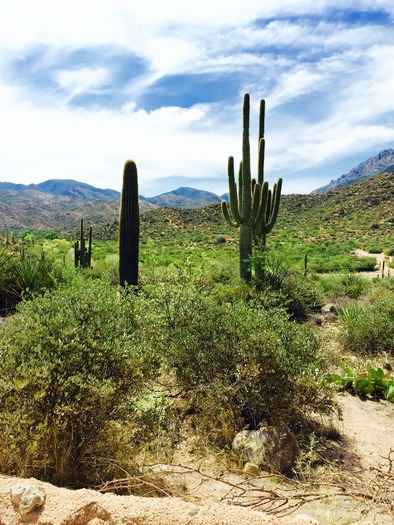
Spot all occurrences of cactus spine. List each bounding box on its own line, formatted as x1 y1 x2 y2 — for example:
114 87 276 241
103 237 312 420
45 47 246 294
221 93 282 282
119 160 140 288
74 218 92 268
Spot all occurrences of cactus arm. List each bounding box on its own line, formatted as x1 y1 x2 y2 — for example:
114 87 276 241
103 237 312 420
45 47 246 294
221 201 238 227
265 178 282 233
238 161 243 217
258 99 265 144
254 181 269 235
257 137 265 186
227 156 243 224
87 226 93 268
80 219 86 268
248 182 261 226
241 94 252 223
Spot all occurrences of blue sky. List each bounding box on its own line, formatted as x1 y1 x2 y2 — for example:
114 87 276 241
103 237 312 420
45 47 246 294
1 1 394 196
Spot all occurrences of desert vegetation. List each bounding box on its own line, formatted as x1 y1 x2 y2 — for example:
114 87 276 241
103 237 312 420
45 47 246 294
0 196 393 490
0 101 393 523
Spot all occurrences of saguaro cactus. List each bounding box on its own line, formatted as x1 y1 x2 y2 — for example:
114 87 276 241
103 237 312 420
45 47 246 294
119 160 140 288
221 93 282 282
74 218 92 268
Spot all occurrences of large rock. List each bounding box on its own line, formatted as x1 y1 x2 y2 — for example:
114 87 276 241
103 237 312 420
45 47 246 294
232 426 299 473
10 483 46 515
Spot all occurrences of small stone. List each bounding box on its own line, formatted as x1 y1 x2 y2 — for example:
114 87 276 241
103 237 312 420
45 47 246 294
243 462 260 475
10 484 46 515
188 506 199 516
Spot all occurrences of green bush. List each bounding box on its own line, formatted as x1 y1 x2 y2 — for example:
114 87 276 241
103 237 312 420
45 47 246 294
0 277 156 485
317 272 371 301
145 280 334 441
251 250 322 319
337 289 394 355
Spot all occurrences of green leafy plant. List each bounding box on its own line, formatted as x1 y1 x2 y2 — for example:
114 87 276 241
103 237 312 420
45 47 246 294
337 289 394 355
328 363 394 401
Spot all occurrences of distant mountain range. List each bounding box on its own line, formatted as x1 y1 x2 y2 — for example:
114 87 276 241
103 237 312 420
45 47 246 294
0 149 393 232
0 179 227 209
0 179 120 201
312 148 394 193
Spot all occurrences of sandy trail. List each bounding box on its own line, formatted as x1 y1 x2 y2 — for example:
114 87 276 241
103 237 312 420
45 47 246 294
354 249 391 278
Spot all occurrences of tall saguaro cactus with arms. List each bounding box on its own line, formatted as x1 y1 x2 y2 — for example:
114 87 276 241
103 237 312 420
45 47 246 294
119 160 140 288
221 93 282 282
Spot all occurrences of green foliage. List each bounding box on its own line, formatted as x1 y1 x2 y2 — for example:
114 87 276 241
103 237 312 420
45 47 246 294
337 289 394 355
251 249 323 320
6 254 63 300
328 363 394 401
143 275 333 438
0 277 156 485
317 272 372 301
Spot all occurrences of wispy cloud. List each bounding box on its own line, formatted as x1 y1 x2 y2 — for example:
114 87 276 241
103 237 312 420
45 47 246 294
0 1 394 196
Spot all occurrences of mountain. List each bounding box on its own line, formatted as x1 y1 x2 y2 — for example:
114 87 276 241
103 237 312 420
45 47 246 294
312 149 394 194
0 179 228 209
143 187 223 208
0 179 120 201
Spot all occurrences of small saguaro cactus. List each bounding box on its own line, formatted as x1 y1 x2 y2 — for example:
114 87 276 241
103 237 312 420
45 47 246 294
221 93 282 282
74 219 92 268
119 160 140 288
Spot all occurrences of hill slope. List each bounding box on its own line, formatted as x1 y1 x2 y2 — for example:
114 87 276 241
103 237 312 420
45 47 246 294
0 173 392 250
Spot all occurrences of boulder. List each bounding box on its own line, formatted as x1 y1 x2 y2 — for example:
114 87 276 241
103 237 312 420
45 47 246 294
10 483 46 515
232 425 299 473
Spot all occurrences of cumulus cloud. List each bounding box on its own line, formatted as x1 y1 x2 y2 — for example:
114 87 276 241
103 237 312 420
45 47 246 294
0 1 393 195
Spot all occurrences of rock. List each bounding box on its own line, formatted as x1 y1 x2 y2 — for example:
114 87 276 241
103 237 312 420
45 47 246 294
232 426 299 473
321 303 337 314
188 506 199 516
243 462 260 475
10 484 46 515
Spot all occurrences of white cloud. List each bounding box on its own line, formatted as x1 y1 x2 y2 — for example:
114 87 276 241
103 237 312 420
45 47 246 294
0 1 394 196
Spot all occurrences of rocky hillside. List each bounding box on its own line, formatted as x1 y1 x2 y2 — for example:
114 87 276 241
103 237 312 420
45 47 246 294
312 149 394 193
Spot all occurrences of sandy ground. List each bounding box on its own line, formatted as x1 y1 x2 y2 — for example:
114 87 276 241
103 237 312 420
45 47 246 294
0 393 393 525
354 249 391 278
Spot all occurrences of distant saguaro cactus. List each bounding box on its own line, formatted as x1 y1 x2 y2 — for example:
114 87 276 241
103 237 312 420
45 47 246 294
221 94 282 282
74 218 92 268
119 160 140 288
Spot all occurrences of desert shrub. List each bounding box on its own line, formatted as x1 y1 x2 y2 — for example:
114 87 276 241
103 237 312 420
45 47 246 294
337 289 394 355
367 245 382 254
145 281 334 442
251 250 323 319
317 272 371 301
0 277 157 486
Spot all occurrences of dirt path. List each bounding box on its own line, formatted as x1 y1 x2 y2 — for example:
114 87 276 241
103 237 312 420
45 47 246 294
354 249 391 278
338 393 394 470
